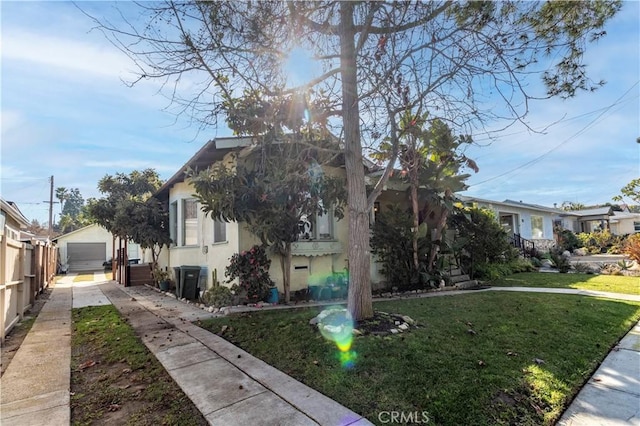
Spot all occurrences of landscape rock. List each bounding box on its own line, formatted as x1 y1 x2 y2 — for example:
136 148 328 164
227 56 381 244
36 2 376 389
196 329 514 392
400 315 416 325
398 323 409 331
390 328 399 334
573 248 587 256
541 259 554 268
562 250 571 258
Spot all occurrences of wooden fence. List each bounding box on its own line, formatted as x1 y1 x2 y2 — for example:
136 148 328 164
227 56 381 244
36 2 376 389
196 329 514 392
1 235 57 341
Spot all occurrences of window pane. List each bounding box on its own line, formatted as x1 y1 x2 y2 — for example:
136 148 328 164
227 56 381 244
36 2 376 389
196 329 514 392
634 222 640 232
213 219 226 243
316 211 332 240
170 202 177 244
531 216 543 239
183 199 198 246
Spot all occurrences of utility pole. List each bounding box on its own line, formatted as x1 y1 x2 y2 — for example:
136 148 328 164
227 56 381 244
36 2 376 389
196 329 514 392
47 176 54 238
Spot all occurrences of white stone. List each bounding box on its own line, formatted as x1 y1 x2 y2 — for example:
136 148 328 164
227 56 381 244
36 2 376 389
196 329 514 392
390 329 399 334
398 323 409 331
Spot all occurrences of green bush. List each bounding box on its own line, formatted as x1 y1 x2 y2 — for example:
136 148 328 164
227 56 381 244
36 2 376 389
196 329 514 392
448 206 518 279
202 285 234 307
473 263 513 280
577 229 615 254
226 245 274 303
549 249 571 273
556 229 583 252
508 258 537 273
371 205 431 289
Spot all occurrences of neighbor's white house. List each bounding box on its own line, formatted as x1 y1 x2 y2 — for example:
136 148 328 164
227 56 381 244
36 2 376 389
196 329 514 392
558 206 640 235
458 196 559 252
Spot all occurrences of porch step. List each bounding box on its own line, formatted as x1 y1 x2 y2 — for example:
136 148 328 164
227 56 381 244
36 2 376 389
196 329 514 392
454 280 479 290
450 274 471 284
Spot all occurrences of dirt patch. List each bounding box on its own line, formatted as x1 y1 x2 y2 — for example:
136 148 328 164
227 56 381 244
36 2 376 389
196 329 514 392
71 305 208 425
1 287 51 376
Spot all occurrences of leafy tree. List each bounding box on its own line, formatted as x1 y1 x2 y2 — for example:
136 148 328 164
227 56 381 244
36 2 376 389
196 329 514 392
55 187 67 215
561 201 586 211
613 178 640 205
374 116 478 275
87 1 620 319
189 138 346 304
88 169 170 271
25 219 48 236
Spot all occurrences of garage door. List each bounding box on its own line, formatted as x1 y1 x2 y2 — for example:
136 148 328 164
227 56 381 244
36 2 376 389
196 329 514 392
67 242 106 272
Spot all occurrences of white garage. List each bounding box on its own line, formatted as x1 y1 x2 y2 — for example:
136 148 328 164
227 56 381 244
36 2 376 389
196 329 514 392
54 224 144 273
67 242 106 272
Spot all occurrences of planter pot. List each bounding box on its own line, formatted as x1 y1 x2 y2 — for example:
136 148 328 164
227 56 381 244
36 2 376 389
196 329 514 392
159 280 170 291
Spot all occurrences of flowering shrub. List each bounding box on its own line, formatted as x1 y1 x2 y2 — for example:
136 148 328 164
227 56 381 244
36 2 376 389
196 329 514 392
225 245 274 302
623 233 640 263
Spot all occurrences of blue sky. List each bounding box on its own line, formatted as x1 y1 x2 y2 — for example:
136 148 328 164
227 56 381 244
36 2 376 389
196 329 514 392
2 1 639 225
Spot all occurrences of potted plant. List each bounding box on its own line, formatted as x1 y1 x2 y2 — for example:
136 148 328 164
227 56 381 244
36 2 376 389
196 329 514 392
153 269 171 291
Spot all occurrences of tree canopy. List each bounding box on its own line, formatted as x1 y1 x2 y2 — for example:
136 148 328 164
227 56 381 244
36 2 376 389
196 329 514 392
87 0 621 319
88 169 170 268
189 137 347 303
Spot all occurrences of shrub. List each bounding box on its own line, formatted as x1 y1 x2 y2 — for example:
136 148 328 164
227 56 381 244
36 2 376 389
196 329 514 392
508 258 537 273
225 245 274 303
556 229 582 252
549 249 571 273
202 285 234 307
371 205 431 289
473 262 513 280
573 263 596 274
623 233 640 263
448 207 518 279
577 229 615 254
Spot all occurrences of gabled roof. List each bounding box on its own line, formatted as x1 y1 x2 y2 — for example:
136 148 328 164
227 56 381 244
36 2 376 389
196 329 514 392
565 206 613 217
154 136 254 200
459 196 561 214
52 223 106 241
0 198 30 228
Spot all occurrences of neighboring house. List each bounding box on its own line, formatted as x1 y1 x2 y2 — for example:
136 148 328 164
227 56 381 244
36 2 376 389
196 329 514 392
560 206 640 235
458 196 559 252
154 136 353 294
1 198 29 241
53 224 143 272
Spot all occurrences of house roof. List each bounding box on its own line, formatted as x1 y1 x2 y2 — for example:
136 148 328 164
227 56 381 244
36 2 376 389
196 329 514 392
459 196 561 214
565 206 613 217
154 136 254 200
52 223 105 241
1 198 30 228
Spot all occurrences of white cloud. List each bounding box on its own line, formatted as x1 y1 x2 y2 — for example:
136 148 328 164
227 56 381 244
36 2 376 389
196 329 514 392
1 29 135 80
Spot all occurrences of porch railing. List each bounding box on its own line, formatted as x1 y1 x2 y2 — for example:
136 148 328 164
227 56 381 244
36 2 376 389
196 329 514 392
509 233 536 258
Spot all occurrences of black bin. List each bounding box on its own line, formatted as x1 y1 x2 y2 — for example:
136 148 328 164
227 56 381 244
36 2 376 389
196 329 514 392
178 266 201 300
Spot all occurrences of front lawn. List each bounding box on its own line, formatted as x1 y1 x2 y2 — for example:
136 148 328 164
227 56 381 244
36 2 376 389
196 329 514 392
491 272 640 295
200 292 640 426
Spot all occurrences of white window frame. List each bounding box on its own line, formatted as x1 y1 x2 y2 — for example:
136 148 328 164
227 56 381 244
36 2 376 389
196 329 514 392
182 199 198 246
531 215 544 239
213 219 227 244
169 201 178 246
298 210 334 241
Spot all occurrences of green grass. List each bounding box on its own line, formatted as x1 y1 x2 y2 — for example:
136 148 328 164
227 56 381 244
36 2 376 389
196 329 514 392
71 305 207 426
491 272 640 295
73 273 94 282
199 293 640 426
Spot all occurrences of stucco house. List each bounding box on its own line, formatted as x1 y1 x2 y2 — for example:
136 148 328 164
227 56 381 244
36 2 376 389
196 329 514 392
458 196 560 252
559 206 640 235
154 136 355 294
53 224 144 272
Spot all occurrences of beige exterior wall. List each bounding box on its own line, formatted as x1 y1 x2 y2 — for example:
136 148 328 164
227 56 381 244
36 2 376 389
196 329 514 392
611 217 640 235
161 165 357 293
164 181 241 291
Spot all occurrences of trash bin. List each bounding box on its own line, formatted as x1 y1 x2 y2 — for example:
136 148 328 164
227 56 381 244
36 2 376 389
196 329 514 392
267 287 279 304
179 266 201 300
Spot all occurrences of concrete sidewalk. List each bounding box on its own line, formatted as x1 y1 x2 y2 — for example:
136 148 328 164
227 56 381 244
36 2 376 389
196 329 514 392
2 277 639 425
0 274 74 425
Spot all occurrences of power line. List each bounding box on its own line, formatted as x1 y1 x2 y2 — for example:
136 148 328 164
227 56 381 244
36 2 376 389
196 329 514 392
469 81 640 188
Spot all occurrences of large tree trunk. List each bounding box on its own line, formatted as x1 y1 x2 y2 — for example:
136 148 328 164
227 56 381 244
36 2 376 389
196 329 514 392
341 2 373 321
410 169 420 272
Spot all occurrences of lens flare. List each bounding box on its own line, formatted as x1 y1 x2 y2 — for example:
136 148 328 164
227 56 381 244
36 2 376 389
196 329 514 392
316 306 357 369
